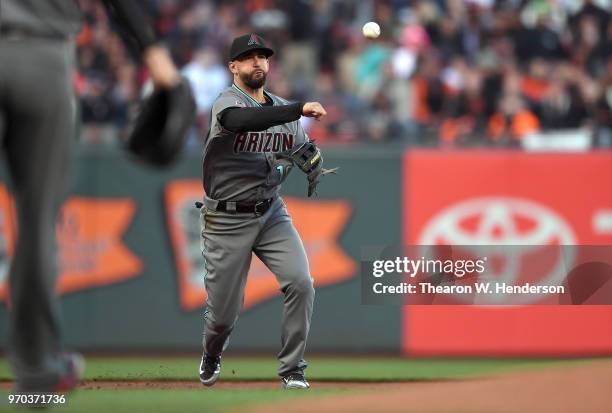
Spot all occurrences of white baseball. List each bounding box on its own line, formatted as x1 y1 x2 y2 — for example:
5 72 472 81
362 21 381 39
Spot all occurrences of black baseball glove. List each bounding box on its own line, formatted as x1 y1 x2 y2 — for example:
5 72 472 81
290 141 339 197
126 77 196 167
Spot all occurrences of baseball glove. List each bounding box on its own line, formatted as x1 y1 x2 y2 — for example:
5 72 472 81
291 141 339 197
126 77 196 167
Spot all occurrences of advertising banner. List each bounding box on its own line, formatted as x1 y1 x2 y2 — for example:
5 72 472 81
0 185 141 303
402 151 612 355
165 179 356 311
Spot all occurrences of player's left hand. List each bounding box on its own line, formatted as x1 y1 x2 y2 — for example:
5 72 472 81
291 141 339 197
308 166 339 197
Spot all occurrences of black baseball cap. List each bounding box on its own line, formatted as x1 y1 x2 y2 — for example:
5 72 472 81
229 34 274 61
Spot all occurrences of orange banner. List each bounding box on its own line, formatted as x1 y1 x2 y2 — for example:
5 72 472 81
0 186 142 303
56 198 142 293
165 180 356 311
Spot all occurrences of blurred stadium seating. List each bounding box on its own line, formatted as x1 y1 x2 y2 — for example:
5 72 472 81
74 0 612 150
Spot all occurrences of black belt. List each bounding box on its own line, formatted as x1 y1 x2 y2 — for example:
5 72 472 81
195 198 274 216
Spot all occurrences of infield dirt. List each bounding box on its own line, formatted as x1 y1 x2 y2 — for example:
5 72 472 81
1 360 610 413
246 361 612 413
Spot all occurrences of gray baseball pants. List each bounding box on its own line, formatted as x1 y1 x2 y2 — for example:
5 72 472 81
0 38 75 386
200 196 314 377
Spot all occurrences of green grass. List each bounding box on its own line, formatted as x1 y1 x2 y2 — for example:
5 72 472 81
0 388 340 413
0 355 587 382
0 356 603 413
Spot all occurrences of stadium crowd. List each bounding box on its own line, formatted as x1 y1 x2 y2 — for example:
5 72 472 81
75 0 612 149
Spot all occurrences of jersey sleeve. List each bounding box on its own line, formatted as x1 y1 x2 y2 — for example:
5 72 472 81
212 92 244 123
220 103 304 132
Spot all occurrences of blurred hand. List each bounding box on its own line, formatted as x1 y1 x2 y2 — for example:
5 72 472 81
143 46 181 89
302 102 327 120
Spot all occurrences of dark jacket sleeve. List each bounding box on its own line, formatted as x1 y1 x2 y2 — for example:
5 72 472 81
102 0 157 53
219 103 305 133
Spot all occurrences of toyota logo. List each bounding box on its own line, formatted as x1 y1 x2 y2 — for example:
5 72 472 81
418 197 576 304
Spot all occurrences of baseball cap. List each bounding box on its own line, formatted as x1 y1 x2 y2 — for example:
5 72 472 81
229 34 274 61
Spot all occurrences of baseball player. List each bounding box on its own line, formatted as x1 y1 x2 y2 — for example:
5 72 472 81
0 0 185 394
198 34 334 390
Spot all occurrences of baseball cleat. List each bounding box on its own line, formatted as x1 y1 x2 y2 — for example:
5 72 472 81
281 372 310 389
54 352 86 392
199 354 221 386
14 352 86 397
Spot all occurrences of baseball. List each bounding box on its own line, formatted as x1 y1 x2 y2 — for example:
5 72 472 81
362 21 381 39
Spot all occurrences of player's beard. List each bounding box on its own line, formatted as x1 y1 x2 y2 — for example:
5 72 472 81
241 70 267 89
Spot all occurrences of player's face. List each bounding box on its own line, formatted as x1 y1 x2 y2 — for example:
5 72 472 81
231 51 269 89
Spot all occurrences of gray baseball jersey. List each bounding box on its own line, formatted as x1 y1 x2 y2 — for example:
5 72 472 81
0 0 82 38
202 84 309 202
199 83 315 379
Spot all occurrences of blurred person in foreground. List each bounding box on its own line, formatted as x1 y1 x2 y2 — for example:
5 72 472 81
0 0 182 395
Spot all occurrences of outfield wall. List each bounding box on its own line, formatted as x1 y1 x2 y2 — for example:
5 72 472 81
0 145 402 352
0 146 611 355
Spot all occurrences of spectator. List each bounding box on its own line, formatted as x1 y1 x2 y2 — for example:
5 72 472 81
73 0 612 149
488 93 540 143
182 46 230 148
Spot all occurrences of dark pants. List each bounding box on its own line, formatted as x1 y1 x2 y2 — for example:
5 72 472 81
0 37 75 385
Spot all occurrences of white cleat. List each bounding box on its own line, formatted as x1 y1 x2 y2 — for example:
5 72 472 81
281 373 310 389
199 355 221 387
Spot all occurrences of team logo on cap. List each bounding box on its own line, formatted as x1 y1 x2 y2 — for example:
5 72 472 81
248 34 261 46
